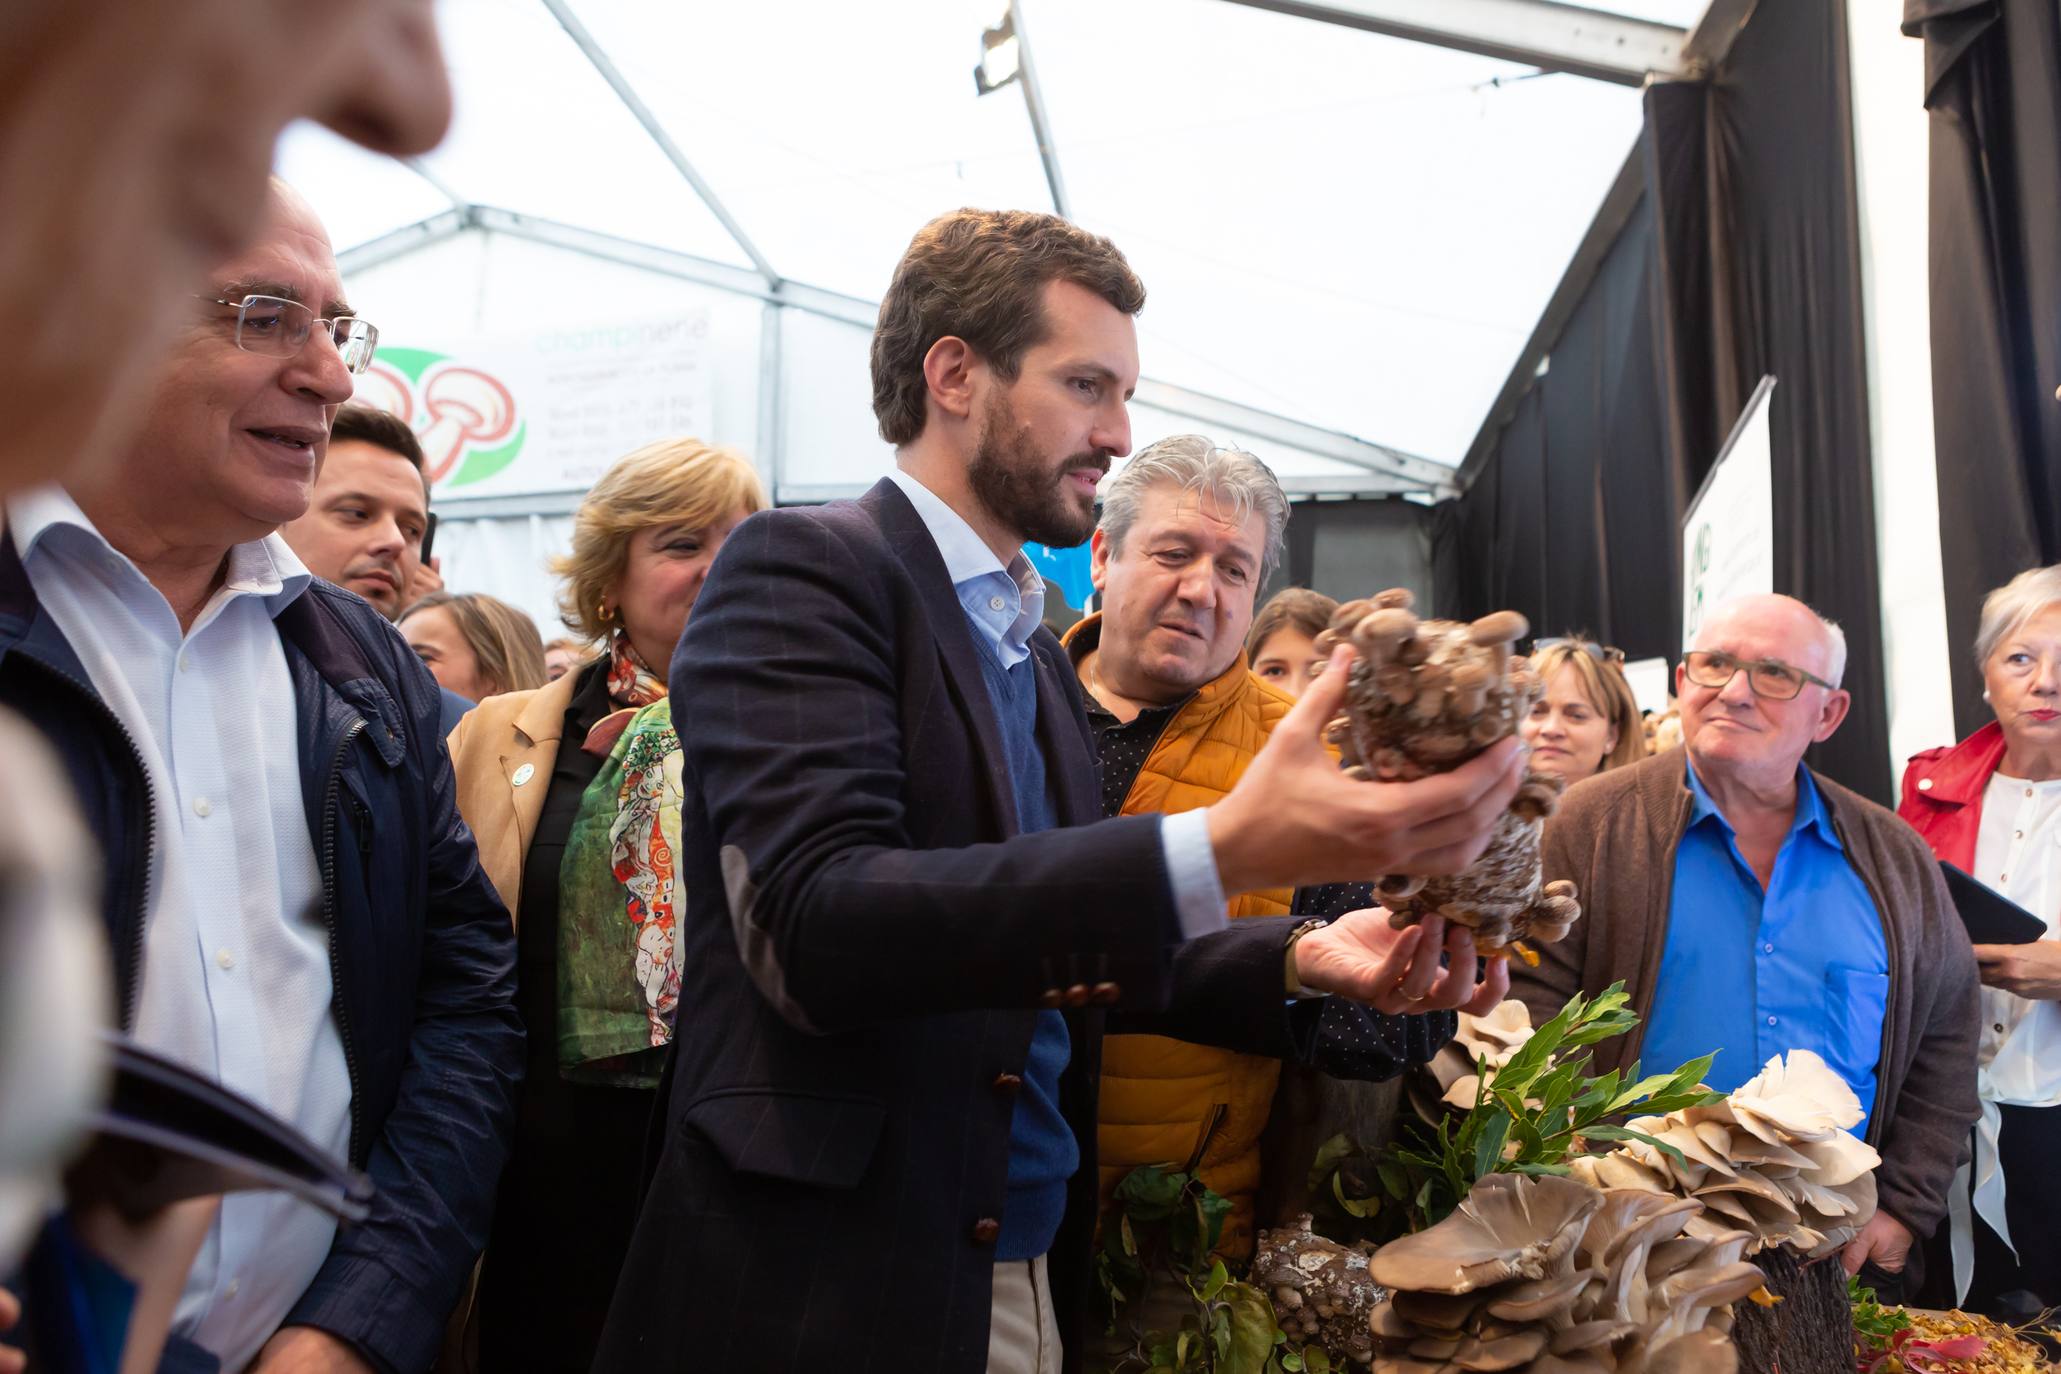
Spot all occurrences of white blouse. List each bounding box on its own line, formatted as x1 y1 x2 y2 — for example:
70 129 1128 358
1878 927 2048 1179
1949 770 2061 1301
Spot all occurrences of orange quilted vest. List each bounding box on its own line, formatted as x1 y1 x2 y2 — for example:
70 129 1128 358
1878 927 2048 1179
1061 615 1295 1262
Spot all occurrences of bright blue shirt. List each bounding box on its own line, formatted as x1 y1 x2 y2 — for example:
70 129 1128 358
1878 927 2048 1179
1641 758 1890 1130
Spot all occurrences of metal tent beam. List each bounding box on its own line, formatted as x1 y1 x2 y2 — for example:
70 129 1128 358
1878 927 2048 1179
334 210 1453 497
540 0 781 287
462 207 879 327
335 208 473 275
1208 0 1691 85
1007 0 1073 218
1136 379 1457 497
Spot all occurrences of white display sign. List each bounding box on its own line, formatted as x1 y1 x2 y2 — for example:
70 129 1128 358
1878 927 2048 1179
1681 375 1777 651
352 314 715 500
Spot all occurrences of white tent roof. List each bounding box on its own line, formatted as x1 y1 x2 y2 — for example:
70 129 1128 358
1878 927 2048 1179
282 0 1710 497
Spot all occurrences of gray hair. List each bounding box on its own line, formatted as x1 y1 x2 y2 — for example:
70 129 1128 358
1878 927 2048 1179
1821 616 1848 690
1098 434 1289 578
1975 564 2061 666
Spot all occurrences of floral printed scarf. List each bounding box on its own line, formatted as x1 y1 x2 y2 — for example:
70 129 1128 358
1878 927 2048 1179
555 634 681 1087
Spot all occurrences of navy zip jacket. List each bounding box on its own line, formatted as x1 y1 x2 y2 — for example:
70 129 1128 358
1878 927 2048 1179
0 540 523 1374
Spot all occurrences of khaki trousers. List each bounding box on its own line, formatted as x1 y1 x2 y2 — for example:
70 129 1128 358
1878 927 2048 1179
986 1254 1063 1374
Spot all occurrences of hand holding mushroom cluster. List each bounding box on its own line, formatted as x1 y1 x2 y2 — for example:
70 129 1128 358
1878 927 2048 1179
1566 1049 1881 1257
1317 590 1581 960
1367 1172 1768 1374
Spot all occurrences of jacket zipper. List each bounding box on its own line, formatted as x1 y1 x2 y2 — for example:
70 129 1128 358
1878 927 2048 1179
17 655 157 1028
321 717 368 1164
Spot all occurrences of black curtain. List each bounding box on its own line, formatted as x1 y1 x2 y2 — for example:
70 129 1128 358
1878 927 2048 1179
1435 199 1673 658
1441 0 1893 801
1904 0 2061 740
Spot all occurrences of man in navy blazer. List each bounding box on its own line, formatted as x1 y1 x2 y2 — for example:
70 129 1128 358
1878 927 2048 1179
595 210 1524 1374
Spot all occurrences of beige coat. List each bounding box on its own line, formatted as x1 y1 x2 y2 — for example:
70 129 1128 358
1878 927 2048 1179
445 668 583 928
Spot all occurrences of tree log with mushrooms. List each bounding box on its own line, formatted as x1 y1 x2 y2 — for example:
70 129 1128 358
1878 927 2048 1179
1365 1172 1769 1374
1317 591 1581 962
1251 1214 1383 1367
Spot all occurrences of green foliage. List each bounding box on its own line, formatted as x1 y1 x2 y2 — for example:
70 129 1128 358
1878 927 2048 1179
1312 982 1725 1242
1091 1165 1323 1374
1847 1273 1914 1347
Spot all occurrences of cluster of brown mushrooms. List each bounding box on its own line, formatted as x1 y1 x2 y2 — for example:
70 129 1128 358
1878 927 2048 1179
1366 1173 1767 1374
1317 589 1581 960
1410 1001 1536 1120
1252 1215 1384 1367
1566 1049 1880 1257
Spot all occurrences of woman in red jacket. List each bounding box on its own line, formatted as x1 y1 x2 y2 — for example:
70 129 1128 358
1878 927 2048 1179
1898 564 2061 1314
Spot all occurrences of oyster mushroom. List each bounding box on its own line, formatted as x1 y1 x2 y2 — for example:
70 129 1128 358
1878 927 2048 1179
1568 1050 1882 1258
1366 1181 1759 1374
1369 1174 1602 1295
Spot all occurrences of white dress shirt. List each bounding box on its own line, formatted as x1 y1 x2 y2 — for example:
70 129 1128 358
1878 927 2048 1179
10 488 352 1370
1948 769 2061 1301
884 470 1227 937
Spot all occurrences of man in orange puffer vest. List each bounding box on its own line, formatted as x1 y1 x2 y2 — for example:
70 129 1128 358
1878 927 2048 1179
1065 437 1460 1279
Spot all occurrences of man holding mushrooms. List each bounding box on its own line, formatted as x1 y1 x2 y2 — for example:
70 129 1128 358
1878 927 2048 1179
1512 592 1980 1297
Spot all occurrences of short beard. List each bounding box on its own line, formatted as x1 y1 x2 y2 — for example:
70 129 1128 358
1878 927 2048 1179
967 387 1102 549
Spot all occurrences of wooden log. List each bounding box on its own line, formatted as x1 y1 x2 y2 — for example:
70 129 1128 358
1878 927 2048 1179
1731 1247 1853 1374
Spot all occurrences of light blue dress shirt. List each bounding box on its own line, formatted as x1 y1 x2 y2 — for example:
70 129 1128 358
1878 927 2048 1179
885 470 1228 936
1641 757 1890 1128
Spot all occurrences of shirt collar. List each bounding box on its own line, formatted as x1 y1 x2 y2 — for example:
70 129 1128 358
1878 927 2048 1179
1684 753 1842 850
10 485 313 618
886 468 1044 646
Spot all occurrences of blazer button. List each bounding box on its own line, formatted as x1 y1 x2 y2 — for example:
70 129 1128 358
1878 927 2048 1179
972 1218 1002 1245
1091 982 1121 1006
992 1072 1024 1094
1063 984 1093 1008
1037 989 1064 1009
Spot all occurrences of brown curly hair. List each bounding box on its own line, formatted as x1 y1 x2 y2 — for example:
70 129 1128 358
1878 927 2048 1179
869 208 1146 446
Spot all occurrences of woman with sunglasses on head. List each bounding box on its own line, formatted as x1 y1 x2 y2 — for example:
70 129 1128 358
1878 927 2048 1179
1519 637 1646 785
1899 564 2061 1317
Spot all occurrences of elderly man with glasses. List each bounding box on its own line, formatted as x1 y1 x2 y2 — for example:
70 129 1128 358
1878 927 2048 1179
0 180 522 1374
1510 592 1979 1301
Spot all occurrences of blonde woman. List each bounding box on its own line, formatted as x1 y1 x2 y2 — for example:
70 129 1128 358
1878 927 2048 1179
1520 637 1646 784
399 591 546 702
444 437 766 1370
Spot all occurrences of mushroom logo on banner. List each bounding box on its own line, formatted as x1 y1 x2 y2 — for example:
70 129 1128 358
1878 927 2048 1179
354 348 527 490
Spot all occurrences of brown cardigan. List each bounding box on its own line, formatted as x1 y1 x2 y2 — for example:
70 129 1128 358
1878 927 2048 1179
444 667 584 928
1513 747 1980 1241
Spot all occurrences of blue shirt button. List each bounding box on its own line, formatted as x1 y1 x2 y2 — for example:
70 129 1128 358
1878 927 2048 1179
1766 1015 1777 1026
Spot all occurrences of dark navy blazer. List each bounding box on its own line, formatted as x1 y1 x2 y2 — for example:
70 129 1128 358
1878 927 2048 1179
595 480 1324 1374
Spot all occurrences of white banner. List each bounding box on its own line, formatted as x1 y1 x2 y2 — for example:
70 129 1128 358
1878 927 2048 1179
352 314 715 500
1682 375 1777 651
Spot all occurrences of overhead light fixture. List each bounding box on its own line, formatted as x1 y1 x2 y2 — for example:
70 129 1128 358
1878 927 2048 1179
974 10 1022 96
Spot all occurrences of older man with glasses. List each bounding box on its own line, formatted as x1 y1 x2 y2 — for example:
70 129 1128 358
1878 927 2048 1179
0 180 521 1374
1510 592 1979 1302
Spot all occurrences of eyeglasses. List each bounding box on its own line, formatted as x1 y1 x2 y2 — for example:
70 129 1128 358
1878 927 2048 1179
1536 637 1626 666
1681 649 1835 701
201 294 380 374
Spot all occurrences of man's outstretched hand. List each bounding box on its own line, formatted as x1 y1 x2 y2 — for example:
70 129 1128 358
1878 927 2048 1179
1292 910 1510 1015
1209 645 1526 896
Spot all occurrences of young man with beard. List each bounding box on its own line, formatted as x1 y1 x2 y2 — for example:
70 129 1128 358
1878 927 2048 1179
594 209 1526 1374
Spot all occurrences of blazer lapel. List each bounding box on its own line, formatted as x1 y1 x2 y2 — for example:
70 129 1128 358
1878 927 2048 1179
861 479 1020 836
